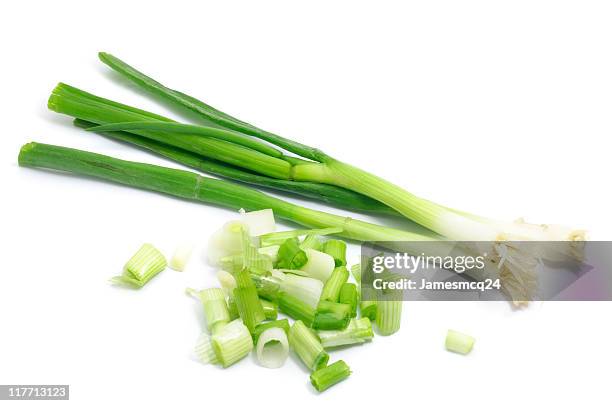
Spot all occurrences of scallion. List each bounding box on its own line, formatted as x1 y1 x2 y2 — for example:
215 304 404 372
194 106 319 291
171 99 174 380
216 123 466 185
212 319 254 368
255 327 289 369
259 227 343 247
300 234 322 251
169 243 193 271
317 317 373 348
445 330 475 355
319 266 349 302
260 298 278 320
279 274 323 309
252 319 291 344
111 243 166 288
300 249 335 282
288 320 329 371
200 288 231 334
338 283 358 318
275 237 308 269
375 300 402 336
278 293 316 327
233 270 266 333
313 300 351 331
321 240 347 267
310 360 351 392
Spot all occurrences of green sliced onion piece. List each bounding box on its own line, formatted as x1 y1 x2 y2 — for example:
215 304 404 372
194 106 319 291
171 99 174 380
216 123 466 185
375 299 402 336
313 300 351 330
256 327 289 369
275 237 308 269
227 296 239 320
194 333 219 364
259 227 343 247
310 360 351 392
212 319 254 368
300 249 335 282
300 234 322 250
289 320 329 371
260 298 278 320
320 266 349 302
445 330 475 355
217 270 237 296
252 319 291 344
280 274 323 309
251 272 283 301
169 242 193 271
360 300 377 321
233 270 266 333
111 243 166 288
200 288 231 334
338 283 358 318
240 208 276 236
207 220 246 266
278 293 316 327
258 245 280 263
317 317 373 348
322 240 347 267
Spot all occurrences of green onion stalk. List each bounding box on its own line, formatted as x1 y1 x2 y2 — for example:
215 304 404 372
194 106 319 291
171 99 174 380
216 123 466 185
91 52 587 302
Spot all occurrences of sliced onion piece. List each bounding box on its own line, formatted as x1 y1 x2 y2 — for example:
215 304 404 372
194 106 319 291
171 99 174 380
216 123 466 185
195 333 218 364
256 327 289 368
300 249 335 282
240 209 276 236
170 243 194 271
206 220 247 266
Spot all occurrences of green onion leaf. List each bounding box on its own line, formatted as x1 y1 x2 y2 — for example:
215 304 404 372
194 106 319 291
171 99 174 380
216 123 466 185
233 270 266 333
275 237 308 269
319 266 349 302
338 283 358 318
312 300 351 330
111 243 166 288
321 240 347 267
288 320 329 371
259 227 343 247
278 293 316 327
310 360 351 392
317 317 373 348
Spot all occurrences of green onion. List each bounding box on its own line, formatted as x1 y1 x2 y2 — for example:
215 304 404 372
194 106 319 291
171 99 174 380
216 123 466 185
97 53 587 302
313 300 351 330
227 297 240 320
445 330 475 355
310 360 351 392
256 327 289 369
319 266 349 302
375 299 402 336
195 333 218 364
211 319 254 368
250 272 283 301
233 270 266 333
259 227 343 247
111 243 166 288
260 298 278 320
338 283 358 318
280 274 323 309
276 237 308 269
350 263 361 284
252 319 290 344
300 234 322 251
322 240 347 267
317 317 374 348
240 208 276 236
288 320 329 371
216 270 237 296
169 243 193 271
300 249 336 282
18 143 430 244
360 299 378 321
200 288 231 334
207 220 246 266
278 293 316 327
257 245 280 263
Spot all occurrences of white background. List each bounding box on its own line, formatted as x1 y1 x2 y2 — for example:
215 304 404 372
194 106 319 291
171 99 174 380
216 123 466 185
2 1 611 405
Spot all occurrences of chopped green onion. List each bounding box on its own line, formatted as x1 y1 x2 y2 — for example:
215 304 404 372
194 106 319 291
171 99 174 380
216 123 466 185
300 234 322 250
200 288 231 334
338 283 358 318
276 237 308 269
319 266 349 302
317 317 373 348
252 319 290 344
169 243 193 271
310 360 351 392
350 263 362 284
258 245 280 263
300 249 335 282
259 227 343 247
375 300 402 336
255 327 289 369
207 220 246 266
240 208 276 236
212 319 254 368
260 298 278 320
288 320 329 371
251 272 283 301
111 243 166 288
278 293 316 327
280 274 323 309
360 300 377 321
313 300 351 330
216 270 237 296
194 333 218 364
227 296 239 320
322 240 346 267
445 330 475 355
233 270 266 333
